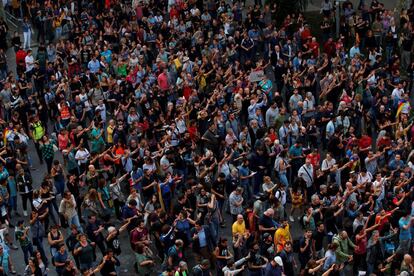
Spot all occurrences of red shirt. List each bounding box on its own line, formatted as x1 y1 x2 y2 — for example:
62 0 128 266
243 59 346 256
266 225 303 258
158 72 169 91
306 153 320 168
358 135 372 151
308 41 320 57
16 50 27 66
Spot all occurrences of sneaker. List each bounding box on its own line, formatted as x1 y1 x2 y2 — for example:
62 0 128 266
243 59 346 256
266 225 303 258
289 216 294 222
23 210 28 216
9 244 18 250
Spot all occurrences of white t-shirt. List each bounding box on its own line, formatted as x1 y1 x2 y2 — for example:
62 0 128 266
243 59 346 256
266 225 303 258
25 55 34 72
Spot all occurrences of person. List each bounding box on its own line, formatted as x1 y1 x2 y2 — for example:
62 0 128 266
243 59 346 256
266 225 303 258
91 249 120 276
73 233 96 272
0 245 17 274
47 225 64 258
23 257 41 276
2 0 414 274
15 220 33 265
332 230 355 265
264 256 283 276
274 219 291 253
59 191 83 231
191 221 216 264
247 243 268 276
53 243 68 276
134 243 154 276
16 168 33 217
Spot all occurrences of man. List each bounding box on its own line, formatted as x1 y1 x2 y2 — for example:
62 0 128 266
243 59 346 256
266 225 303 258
258 208 276 236
247 243 268 276
85 215 106 254
278 241 295 276
211 173 226 227
332 230 355 264
312 222 326 258
191 221 216 264
167 239 184 268
397 210 413 255
298 158 314 201
232 214 246 237
53 243 68 275
274 219 291 253
93 249 120 276
15 220 33 265
298 230 313 271
264 256 283 276
192 259 212 276
229 187 244 222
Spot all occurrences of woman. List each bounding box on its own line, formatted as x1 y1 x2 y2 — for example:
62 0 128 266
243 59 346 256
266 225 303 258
353 220 379 275
24 257 42 276
51 160 65 197
47 225 64 257
127 188 144 212
97 178 113 221
39 136 55 173
82 189 101 220
22 17 32 50
89 122 105 154
143 194 161 224
74 234 96 272
134 244 155 276
275 150 290 187
175 210 195 247
34 250 48 275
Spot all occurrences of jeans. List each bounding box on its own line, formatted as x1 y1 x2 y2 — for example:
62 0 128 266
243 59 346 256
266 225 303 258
22 243 34 265
8 196 17 212
21 191 33 212
68 215 83 232
279 172 289 187
23 31 31 49
54 180 65 197
55 26 62 40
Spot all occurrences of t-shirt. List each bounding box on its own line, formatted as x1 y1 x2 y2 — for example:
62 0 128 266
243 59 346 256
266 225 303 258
232 221 246 235
399 217 412 240
53 250 68 274
75 243 94 264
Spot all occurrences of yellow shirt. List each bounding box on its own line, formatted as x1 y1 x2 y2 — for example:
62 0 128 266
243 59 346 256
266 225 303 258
232 221 246 236
274 225 291 252
107 125 114 144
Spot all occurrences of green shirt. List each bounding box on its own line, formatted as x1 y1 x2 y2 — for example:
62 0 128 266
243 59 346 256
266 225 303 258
135 253 152 275
15 227 30 247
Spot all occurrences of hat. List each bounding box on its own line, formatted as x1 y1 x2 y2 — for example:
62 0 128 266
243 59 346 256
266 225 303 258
183 56 190 62
107 226 116 233
274 256 283 267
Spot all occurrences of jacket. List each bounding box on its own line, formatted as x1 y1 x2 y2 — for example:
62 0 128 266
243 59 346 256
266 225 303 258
16 173 33 194
190 225 216 252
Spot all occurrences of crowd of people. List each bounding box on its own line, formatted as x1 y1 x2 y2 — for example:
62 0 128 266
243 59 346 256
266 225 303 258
0 0 413 274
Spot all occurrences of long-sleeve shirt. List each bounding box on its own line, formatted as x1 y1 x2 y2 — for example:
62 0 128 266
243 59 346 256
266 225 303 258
222 257 247 276
248 100 266 120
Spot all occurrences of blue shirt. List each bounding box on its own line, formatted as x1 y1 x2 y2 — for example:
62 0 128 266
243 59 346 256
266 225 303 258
399 217 412 240
88 59 100 73
198 229 207 248
0 168 9 182
238 165 250 185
